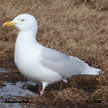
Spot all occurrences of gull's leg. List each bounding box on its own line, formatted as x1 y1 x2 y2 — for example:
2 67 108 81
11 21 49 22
40 82 48 97
40 89 44 97
59 79 68 90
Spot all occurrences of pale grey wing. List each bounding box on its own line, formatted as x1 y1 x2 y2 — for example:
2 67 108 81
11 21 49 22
41 47 88 79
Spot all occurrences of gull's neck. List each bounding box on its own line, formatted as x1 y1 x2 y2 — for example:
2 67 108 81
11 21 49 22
15 29 41 55
16 30 38 46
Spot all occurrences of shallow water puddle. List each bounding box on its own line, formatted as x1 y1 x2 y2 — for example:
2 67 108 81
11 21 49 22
0 81 36 108
0 103 23 108
0 68 8 73
0 81 35 97
0 68 37 108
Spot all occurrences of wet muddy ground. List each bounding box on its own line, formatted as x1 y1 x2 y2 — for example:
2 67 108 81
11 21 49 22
0 61 108 108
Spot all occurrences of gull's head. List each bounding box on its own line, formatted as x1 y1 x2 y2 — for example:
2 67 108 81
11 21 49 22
3 14 38 31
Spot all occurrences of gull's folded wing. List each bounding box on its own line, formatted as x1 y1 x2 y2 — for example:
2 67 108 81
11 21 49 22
41 47 88 79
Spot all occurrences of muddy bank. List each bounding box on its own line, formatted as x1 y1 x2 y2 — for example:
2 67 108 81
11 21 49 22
0 66 108 108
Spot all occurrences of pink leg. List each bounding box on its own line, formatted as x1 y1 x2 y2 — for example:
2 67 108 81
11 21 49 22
39 82 48 97
40 89 44 97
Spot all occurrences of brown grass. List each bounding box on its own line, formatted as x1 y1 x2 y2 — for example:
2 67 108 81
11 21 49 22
0 0 108 107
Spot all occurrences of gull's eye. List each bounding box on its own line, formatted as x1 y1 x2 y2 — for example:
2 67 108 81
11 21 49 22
21 19 24 21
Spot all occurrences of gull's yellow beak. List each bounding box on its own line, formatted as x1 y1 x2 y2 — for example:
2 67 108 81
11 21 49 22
3 21 16 27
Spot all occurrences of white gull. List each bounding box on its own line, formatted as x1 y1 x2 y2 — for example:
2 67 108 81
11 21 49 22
3 14 101 96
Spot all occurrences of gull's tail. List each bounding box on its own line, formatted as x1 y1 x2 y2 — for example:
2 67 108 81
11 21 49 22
81 66 102 75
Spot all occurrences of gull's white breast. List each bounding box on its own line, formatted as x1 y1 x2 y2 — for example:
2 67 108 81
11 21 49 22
14 32 62 83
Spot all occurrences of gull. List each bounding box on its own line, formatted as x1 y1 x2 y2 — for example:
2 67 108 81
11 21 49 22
3 14 101 96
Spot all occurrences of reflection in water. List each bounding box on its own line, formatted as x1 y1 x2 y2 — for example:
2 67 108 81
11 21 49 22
0 68 8 73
